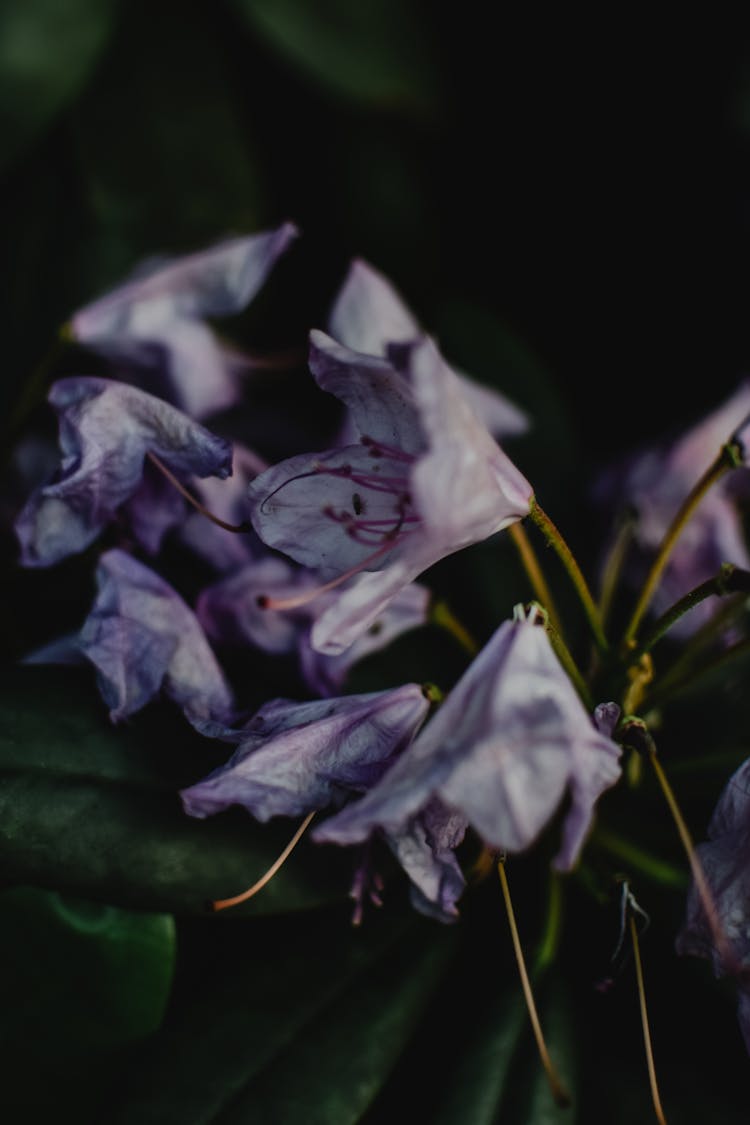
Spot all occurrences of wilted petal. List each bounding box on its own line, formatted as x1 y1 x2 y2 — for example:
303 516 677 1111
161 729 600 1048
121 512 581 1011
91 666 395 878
329 258 528 438
179 443 267 572
79 549 233 725
179 684 430 822
15 377 233 567
316 608 621 870
71 224 298 418
383 801 467 923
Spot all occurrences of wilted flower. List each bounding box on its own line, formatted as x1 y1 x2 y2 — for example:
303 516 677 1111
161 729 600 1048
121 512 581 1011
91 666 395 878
248 334 534 654
315 606 622 871
77 549 234 727
15 376 233 566
597 379 750 635
71 223 298 418
676 756 750 1053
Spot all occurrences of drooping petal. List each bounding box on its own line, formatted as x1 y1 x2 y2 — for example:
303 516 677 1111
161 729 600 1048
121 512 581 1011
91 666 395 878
179 684 431 822
315 608 622 870
71 223 299 418
329 258 528 438
15 377 233 567
309 330 424 455
404 337 533 546
79 549 234 725
382 801 467 923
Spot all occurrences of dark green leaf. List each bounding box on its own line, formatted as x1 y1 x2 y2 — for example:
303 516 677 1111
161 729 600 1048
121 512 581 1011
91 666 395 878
109 909 454 1124
0 0 118 173
0 666 348 914
231 0 438 116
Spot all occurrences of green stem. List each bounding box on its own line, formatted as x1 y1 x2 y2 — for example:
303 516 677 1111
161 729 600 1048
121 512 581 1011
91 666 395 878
634 564 750 658
539 604 594 709
528 499 608 653
621 445 739 649
533 871 564 973
508 521 562 634
598 506 637 626
645 635 750 710
430 599 479 656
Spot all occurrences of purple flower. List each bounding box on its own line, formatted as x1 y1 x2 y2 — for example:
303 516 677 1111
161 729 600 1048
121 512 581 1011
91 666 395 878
247 334 534 654
196 554 430 694
314 606 622 871
77 549 234 726
676 757 750 1053
329 258 529 439
179 684 431 822
15 376 233 567
597 380 750 635
71 223 298 418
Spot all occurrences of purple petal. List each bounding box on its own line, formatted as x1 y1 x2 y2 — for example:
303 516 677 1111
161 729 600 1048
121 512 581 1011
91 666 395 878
71 224 298 417
15 377 232 567
79 549 234 724
179 684 430 822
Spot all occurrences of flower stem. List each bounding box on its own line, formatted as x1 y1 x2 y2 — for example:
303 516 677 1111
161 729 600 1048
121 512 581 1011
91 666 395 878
533 871 564 974
621 721 739 975
621 445 740 650
629 911 668 1125
430 599 479 655
645 634 750 711
509 522 562 634
211 811 315 911
633 564 750 658
528 499 608 653
540 605 594 709
598 506 637 625
497 858 571 1109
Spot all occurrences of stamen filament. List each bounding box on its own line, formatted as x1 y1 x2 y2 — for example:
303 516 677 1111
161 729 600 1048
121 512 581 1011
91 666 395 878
629 912 668 1125
211 811 316 912
146 451 250 533
497 858 572 1109
621 446 738 649
259 536 410 611
528 499 608 653
509 522 563 634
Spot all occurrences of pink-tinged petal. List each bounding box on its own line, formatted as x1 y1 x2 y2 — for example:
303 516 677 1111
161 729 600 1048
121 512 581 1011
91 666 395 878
198 556 313 655
79 549 234 725
316 608 622 870
309 543 439 656
329 259 528 439
248 445 412 576
15 377 232 567
71 224 298 418
405 338 533 545
300 581 431 695
309 330 424 454
179 684 430 822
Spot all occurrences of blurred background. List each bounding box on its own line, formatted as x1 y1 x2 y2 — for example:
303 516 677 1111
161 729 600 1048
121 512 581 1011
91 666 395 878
4 2 750 461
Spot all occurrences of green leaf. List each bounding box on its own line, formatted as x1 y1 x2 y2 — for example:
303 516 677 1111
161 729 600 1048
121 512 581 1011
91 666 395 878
0 666 348 914
0 885 174 1119
231 0 438 116
0 0 118 173
108 909 454 1124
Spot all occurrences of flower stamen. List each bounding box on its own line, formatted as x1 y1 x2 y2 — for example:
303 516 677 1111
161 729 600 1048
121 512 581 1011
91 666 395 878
211 811 316 912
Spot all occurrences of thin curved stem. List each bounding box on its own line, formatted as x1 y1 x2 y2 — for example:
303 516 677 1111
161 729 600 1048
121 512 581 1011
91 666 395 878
629 913 668 1125
212 812 315 912
147 451 251 533
509 522 562 634
498 858 571 1109
634 564 750 659
621 447 738 649
528 500 608 653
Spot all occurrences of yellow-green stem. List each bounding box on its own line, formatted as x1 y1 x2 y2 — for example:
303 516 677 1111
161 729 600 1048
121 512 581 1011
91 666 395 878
629 913 668 1125
497 859 571 1109
430 599 479 656
621 448 737 649
509 521 563 634
528 500 608 653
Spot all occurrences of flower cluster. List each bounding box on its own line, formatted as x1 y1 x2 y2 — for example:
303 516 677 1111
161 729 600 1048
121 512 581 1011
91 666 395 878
13 222 750 1081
